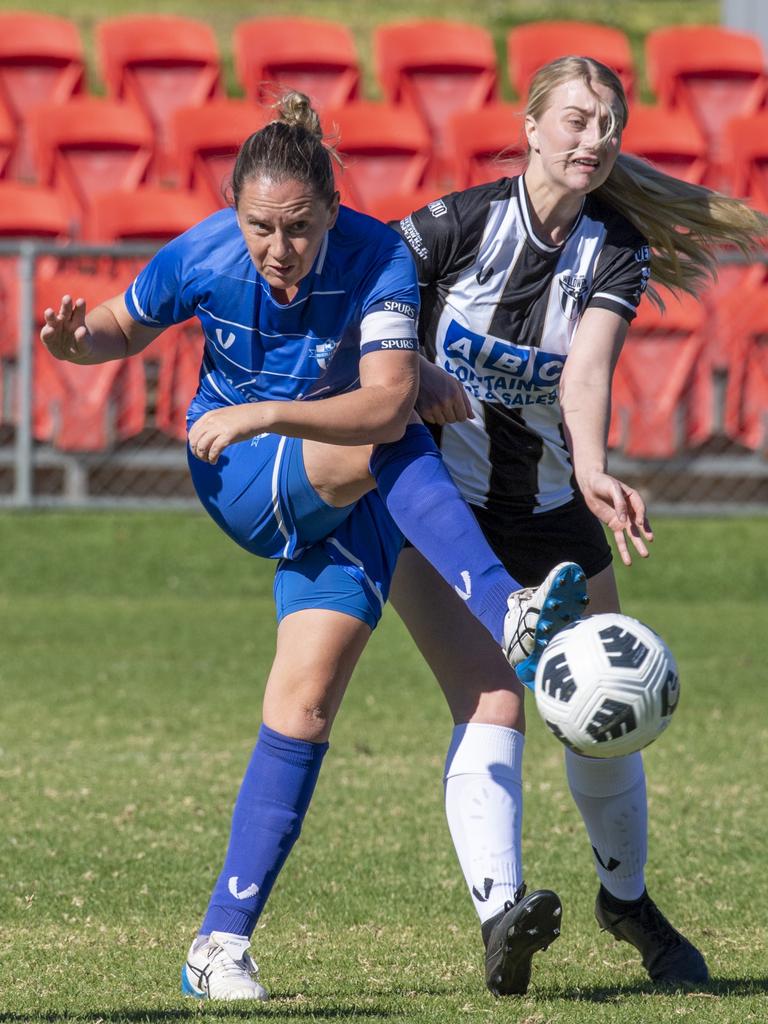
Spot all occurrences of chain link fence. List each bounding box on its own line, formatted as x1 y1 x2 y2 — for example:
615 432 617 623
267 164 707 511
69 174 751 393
1 241 766 513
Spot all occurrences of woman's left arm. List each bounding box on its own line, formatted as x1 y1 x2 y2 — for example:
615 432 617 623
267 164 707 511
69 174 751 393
188 348 420 462
559 306 653 566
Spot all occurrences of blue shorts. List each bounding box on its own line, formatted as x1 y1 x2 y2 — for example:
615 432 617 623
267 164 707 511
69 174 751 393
188 434 403 630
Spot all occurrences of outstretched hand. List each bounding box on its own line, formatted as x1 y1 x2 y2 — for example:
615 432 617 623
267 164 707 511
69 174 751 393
579 470 653 566
40 295 93 362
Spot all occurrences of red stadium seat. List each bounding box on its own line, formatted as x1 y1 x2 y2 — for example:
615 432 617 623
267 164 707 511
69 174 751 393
32 269 146 450
508 22 634 102
0 102 15 179
0 182 70 240
86 187 217 243
28 97 154 237
366 187 447 224
446 102 526 189
153 320 204 441
645 26 768 189
172 99 272 207
724 112 768 208
328 102 432 213
96 15 222 178
233 18 361 110
609 289 710 456
374 20 497 184
621 104 708 185
0 184 72 406
0 12 85 180
726 330 768 452
719 287 768 451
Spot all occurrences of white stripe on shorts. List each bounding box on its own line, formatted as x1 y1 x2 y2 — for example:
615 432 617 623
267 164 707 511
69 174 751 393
271 436 291 556
326 537 385 612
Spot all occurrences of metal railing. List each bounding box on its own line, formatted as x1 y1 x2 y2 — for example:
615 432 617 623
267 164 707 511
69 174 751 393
1 241 767 513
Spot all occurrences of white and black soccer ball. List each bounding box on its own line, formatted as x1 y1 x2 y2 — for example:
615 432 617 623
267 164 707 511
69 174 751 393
534 613 680 758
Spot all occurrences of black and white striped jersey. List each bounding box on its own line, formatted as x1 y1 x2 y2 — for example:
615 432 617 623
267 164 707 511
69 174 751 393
392 175 651 514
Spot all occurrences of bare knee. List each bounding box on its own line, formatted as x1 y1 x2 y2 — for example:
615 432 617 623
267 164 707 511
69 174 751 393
297 699 336 741
265 610 371 743
449 682 526 732
262 659 345 740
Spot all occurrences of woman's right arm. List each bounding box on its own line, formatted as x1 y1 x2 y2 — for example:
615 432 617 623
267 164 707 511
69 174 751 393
40 293 165 364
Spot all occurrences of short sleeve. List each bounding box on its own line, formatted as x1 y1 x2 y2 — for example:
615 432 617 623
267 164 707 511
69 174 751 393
587 232 651 323
124 234 197 327
358 229 421 356
390 193 466 285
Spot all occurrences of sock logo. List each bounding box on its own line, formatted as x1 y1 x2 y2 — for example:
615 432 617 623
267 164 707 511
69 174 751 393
454 570 472 600
228 876 260 900
472 877 494 902
592 847 621 872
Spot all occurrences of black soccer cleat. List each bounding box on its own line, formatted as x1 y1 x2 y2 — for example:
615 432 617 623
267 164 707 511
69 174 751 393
595 886 710 988
481 884 562 996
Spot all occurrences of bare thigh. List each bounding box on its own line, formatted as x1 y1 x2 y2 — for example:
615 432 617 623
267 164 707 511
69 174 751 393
390 547 526 730
262 609 372 742
302 439 375 508
302 411 424 508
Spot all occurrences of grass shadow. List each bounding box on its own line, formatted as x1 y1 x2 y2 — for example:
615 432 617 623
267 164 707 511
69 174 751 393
0 1005 401 1023
546 974 768 1002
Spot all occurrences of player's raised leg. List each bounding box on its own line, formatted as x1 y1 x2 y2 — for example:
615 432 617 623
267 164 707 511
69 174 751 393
308 422 589 681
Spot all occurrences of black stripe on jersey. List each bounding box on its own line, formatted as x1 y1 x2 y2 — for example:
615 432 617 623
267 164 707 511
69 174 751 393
488 178 585 344
487 242 561 347
484 404 545 514
406 179 513 360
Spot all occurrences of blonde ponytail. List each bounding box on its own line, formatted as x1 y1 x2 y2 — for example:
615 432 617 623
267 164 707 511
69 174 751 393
596 155 768 308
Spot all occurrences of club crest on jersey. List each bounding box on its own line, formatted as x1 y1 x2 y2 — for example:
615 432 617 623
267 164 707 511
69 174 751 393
559 273 588 320
311 339 338 369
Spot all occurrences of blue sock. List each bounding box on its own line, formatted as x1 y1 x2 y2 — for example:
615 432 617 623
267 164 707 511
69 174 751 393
369 423 520 645
200 723 328 937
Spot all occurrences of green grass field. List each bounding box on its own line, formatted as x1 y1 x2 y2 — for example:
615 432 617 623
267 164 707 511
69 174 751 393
1 511 766 1023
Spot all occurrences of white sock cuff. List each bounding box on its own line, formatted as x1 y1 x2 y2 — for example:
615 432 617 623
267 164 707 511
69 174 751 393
444 723 524 782
565 748 645 798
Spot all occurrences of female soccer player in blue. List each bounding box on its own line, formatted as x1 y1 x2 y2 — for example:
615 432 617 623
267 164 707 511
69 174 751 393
40 92 587 1001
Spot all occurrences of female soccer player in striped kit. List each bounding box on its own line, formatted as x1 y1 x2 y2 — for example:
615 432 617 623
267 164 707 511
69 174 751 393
390 55 766 996
40 92 588 1001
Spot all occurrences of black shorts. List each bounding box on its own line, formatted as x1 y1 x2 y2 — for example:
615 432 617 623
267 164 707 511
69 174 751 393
469 495 612 587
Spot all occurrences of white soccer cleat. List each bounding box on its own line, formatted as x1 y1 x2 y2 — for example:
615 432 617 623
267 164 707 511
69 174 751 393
503 561 588 688
181 930 269 1002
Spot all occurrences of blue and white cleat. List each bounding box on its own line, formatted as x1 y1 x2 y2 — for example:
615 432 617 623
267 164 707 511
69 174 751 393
503 562 588 689
182 931 269 1002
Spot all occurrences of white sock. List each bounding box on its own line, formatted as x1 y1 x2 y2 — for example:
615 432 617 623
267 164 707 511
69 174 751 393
565 748 647 901
443 723 525 924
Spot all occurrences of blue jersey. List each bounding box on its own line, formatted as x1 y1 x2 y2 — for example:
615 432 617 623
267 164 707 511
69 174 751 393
124 205 421 423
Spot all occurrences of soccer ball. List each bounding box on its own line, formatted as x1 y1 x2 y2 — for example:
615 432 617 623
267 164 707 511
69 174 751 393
534 613 680 758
